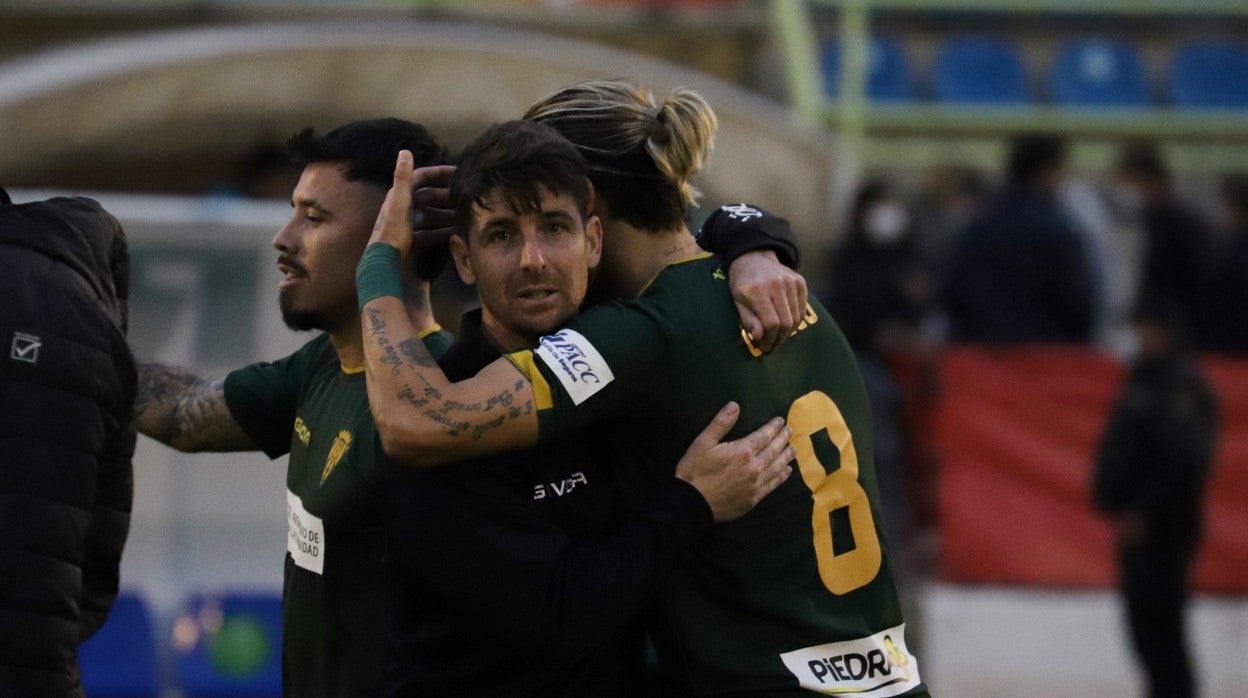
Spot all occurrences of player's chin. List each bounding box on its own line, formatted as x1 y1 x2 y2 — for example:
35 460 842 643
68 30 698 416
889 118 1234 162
279 294 323 332
520 308 574 338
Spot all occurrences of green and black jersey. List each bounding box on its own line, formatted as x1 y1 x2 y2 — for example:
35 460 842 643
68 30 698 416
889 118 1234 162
508 254 927 697
223 329 453 698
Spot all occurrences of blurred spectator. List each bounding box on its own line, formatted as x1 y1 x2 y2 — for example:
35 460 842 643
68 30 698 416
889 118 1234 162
1113 142 1213 337
820 179 935 650
1197 175 1248 353
1093 296 1218 698
210 142 300 200
822 179 932 363
0 187 136 696
912 164 988 273
1060 177 1129 345
941 134 1097 343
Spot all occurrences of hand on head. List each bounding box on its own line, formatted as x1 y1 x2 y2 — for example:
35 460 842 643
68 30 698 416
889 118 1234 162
371 150 456 259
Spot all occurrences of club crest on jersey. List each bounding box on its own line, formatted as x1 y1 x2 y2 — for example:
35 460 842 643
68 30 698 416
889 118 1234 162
742 304 819 357
534 329 613 405
321 430 352 484
779 624 921 697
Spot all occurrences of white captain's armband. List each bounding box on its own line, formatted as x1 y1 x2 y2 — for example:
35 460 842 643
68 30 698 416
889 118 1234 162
779 624 921 696
534 329 614 406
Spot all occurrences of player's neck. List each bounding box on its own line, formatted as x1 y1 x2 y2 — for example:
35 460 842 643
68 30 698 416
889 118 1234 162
329 320 367 372
608 222 701 298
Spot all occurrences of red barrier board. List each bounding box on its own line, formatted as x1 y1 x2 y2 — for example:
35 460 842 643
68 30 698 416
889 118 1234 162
935 346 1248 593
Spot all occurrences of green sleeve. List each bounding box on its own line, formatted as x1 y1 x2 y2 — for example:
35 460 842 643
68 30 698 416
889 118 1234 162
224 337 325 458
421 327 455 360
509 299 667 444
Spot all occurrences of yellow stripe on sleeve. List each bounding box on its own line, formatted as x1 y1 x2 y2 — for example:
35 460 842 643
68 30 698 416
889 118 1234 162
505 350 553 411
417 324 444 339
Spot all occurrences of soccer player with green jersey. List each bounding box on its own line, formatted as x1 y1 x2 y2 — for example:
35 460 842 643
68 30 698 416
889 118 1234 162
359 81 928 696
134 119 455 697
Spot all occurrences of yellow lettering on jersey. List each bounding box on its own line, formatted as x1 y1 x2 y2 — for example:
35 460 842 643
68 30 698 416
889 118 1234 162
321 430 352 484
713 268 727 280
741 303 820 357
293 417 311 446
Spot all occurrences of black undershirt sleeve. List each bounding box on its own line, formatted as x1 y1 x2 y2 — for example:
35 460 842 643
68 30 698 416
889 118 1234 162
696 203 801 270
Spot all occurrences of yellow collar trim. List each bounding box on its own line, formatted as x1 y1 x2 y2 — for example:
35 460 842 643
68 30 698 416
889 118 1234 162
639 251 714 296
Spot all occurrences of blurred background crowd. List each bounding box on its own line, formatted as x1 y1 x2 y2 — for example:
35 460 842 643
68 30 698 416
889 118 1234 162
2 0 1246 695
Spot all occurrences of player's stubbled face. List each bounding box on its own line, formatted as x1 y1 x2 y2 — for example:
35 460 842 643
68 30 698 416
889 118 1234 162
273 163 384 334
453 186 602 350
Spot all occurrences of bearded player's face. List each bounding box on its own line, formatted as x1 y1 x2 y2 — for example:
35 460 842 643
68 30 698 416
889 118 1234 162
272 163 384 334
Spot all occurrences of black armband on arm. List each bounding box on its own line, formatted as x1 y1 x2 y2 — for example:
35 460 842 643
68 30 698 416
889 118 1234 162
697 203 801 270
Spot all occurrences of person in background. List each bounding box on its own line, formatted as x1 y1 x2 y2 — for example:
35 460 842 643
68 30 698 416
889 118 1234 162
819 179 930 550
1093 296 1219 698
1113 142 1213 338
911 164 986 274
941 134 1096 344
0 187 136 696
1198 174 1248 354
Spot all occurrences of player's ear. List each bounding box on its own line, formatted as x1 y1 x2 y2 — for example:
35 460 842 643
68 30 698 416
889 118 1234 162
449 234 476 286
584 215 603 270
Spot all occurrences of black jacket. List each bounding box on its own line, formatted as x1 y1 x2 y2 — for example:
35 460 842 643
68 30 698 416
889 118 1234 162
0 195 136 696
942 182 1096 344
388 310 710 697
1094 355 1217 545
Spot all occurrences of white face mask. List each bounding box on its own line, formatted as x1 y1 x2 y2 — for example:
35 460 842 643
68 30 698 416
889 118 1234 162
864 201 909 245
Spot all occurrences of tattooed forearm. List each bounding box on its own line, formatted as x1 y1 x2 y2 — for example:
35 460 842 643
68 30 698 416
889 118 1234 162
398 338 438 369
395 380 532 441
366 307 386 336
135 362 257 452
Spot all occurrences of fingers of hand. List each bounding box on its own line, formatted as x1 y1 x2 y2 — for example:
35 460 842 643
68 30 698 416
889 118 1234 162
376 151 415 243
753 298 782 353
410 164 456 190
740 416 784 455
697 402 741 450
736 302 764 346
788 273 808 321
412 186 451 211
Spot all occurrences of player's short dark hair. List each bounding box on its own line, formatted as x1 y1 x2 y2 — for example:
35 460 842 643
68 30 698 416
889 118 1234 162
1008 134 1066 183
286 118 447 191
450 120 592 239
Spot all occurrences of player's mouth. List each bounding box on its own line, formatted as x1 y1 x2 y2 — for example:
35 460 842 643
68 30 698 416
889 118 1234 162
277 257 308 289
515 286 558 303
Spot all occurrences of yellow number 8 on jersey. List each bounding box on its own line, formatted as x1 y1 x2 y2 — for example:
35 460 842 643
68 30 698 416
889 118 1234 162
788 390 882 595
